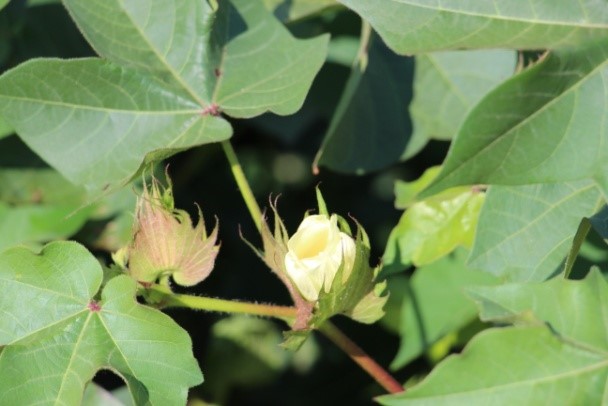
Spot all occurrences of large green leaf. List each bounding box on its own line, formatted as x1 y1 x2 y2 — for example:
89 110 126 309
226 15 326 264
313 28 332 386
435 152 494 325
338 0 608 54
0 242 202 405
421 39 608 199
391 250 497 369
0 58 230 192
380 326 608 405
381 270 608 404
406 50 516 158
469 269 608 354
0 0 328 194
0 0 8 11
213 0 329 118
469 181 602 282
315 32 412 174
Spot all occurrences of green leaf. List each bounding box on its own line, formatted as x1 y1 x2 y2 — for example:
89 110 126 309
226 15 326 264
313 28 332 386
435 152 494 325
0 242 202 404
394 166 441 209
379 326 608 405
0 203 91 252
383 271 608 404
0 58 231 193
406 50 516 158
204 315 314 400
421 40 608 199
0 168 86 204
0 116 12 140
469 270 608 346
338 0 608 54
62 0 221 105
391 250 497 369
0 0 8 11
469 181 602 282
315 32 413 174
0 168 93 251
263 0 338 22
213 0 329 118
1 0 328 194
383 186 484 273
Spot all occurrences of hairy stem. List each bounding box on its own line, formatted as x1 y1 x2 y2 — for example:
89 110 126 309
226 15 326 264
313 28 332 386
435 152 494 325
155 287 297 322
319 321 404 394
221 140 263 231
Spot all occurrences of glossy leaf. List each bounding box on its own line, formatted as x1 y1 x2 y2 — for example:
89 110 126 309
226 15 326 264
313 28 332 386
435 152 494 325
422 40 608 199
469 181 602 282
338 0 608 54
406 50 516 158
383 186 484 273
0 242 202 404
315 32 412 174
391 250 497 369
0 0 328 194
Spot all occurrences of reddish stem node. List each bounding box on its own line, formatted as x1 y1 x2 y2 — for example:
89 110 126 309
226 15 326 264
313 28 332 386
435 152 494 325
88 301 101 312
201 104 221 116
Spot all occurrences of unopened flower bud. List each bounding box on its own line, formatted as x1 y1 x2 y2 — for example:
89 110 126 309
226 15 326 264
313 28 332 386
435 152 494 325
284 214 356 302
126 179 219 286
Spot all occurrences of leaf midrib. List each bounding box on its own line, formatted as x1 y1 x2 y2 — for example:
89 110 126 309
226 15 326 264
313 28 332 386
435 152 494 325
0 95 200 115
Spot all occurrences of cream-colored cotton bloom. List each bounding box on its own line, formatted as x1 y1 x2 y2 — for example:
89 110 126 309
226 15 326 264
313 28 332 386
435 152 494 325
284 214 356 301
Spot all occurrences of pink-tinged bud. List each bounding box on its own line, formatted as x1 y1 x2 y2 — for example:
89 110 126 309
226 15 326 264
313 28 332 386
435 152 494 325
126 179 219 287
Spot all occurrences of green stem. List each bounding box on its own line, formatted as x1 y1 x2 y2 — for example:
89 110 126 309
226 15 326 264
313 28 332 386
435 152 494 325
319 321 404 394
221 140 263 232
355 20 372 70
156 288 297 322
